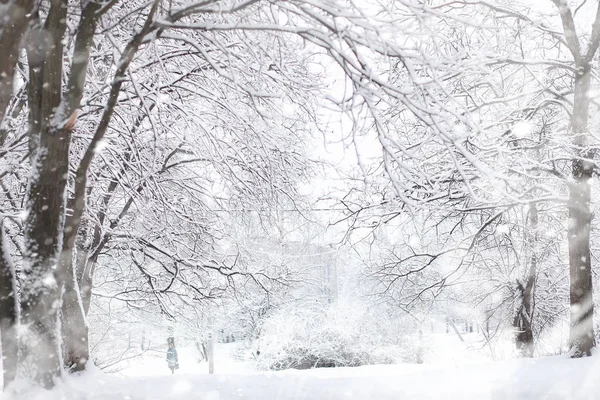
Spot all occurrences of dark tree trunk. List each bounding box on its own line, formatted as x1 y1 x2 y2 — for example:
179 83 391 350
0 220 17 388
567 63 595 358
56 0 111 372
20 109 70 387
20 0 69 388
514 203 537 357
513 281 534 356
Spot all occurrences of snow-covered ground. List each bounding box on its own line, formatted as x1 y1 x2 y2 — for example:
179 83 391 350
3 342 600 400
117 343 254 377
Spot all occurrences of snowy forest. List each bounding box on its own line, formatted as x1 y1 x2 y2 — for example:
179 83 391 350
1 0 600 398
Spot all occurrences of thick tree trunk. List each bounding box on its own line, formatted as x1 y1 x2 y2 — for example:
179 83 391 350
20 0 69 388
514 204 537 357
0 220 17 388
55 0 107 373
567 64 595 357
549 0 600 358
21 129 71 388
567 157 595 357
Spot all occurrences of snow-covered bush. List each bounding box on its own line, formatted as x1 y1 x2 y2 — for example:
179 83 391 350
253 300 408 370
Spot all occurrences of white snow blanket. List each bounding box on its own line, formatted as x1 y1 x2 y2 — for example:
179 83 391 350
2 354 599 400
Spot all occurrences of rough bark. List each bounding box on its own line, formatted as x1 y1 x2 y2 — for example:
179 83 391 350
513 282 535 356
567 62 595 358
567 156 595 357
551 1 600 357
20 0 69 388
514 204 537 357
57 0 103 373
0 220 17 388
